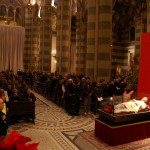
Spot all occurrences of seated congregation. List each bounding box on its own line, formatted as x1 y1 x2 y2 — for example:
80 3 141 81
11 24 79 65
0 71 36 136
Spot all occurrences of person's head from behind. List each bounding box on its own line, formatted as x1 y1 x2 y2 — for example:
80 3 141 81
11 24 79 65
0 90 5 101
22 80 26 86
97 82 101 87
111 80 114 85
58 80 62 84
1 76 5 82
86 77 90 84
102 80 105 85
8 80 11 85
0 99 4 111
13 89 18 96
81 77 86 83
27 88 31 95
63 76 67 81
18 77 22 82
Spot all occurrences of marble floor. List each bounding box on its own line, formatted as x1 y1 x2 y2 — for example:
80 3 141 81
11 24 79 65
8 92 96 150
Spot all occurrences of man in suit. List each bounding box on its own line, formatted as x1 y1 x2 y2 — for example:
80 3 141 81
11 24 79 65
25 88 36 102
0 99 8 136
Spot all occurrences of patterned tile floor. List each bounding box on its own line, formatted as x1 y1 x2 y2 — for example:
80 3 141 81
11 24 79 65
8 92 96 150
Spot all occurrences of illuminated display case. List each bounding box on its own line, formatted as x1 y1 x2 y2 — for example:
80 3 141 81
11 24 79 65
98 96 150 124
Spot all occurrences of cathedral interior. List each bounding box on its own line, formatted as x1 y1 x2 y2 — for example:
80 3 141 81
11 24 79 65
1 1 150 149
0 0 148 81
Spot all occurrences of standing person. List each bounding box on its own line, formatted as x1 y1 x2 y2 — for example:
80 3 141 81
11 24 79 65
94 82 103 114
29 73 34 90
123 85 134 103
0 99 8 136
55 80 63 106
25 89 36 122
83 77 93 115
74 82 82 116
115 79 121 95
65 79 75 115
108 80 116 97
102 80 108 98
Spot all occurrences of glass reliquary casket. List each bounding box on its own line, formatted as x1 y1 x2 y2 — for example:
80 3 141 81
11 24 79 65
98 96 150 124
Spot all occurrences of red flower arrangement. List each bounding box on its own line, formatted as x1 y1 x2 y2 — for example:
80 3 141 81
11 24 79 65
0 130 39 150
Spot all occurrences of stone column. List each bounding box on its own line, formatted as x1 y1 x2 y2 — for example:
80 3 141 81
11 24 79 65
6 8 8 24
40 0 52 72
24 5 32 70
86 0 112 81
14 9 16 25
76 0 87 75
56 0 72 75
147 0 150 32
134 17 142 71
31 4 41 71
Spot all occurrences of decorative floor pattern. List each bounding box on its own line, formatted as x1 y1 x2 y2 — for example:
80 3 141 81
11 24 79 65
8 92 96 150
8 92 150 150
78 130 150 150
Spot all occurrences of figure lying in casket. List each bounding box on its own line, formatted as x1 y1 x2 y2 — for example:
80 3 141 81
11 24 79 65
114 97 150 115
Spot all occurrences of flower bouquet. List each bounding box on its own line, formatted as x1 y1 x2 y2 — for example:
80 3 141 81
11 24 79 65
0 130 39 150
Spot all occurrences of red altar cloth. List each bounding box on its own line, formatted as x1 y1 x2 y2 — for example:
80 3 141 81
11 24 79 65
95 119 150 146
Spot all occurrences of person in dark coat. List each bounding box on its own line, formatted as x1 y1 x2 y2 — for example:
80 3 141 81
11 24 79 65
94 82 103 114
0 99 8 136
115 79 122 95
82 77 93 115
24 89 36 122
19 80 28 97
102 80 108 98
108 80 116 97
65 79 75 115
0 76 7 90
55 80 63 106
10 89 21 102
25 88 36 102
74 82 82 116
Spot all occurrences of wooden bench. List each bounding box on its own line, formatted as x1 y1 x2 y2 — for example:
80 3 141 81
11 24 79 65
6 101 35 123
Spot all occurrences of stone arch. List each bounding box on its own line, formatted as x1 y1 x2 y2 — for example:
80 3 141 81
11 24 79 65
8 6 14 25
0 5 7 25
15 7 23 26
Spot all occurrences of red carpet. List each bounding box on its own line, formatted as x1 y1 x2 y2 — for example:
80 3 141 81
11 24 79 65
79 131 150 150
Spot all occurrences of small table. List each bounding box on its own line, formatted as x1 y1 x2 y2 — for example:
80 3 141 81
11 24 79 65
95 118 150 146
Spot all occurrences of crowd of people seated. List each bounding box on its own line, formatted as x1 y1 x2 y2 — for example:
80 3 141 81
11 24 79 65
0 71 36 136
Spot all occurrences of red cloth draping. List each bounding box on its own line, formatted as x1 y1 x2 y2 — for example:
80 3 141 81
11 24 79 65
95 119 150 146
137 33 150 99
